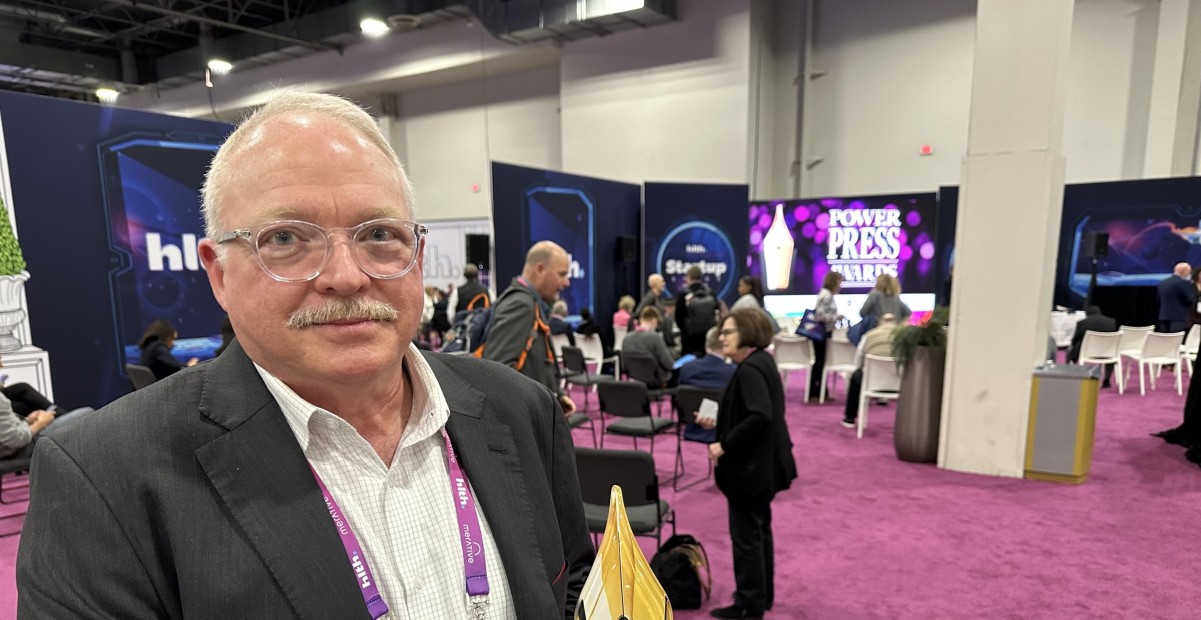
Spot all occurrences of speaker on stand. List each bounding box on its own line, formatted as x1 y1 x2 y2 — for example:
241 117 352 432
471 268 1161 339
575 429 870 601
466 233 491 289
1083 232 1108 307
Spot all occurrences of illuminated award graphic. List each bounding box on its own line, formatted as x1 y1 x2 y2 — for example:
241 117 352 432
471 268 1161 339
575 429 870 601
762 204 795 290
575 486 672 620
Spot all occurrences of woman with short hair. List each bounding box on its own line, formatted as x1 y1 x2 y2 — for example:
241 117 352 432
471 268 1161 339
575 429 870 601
703 308 797 620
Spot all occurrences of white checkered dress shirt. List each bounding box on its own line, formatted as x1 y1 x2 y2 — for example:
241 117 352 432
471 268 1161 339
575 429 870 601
255 345 516 619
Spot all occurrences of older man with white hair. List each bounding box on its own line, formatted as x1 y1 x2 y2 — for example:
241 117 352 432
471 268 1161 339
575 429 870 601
17 92 592 620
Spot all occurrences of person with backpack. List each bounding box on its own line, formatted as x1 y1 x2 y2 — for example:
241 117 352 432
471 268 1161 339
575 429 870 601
675 266 719 357
447 263 491 315
483 241 576 414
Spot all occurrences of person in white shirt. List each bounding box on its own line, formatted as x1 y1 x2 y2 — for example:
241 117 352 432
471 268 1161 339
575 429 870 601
17 91 593 620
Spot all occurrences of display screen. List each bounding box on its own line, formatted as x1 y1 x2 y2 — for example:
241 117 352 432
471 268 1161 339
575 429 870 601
749 193 939 323
1065 206 1201 297
523 186 594 320
99 134 225 364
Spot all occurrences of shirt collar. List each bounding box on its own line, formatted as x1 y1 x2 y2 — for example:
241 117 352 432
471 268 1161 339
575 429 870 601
255 343 449 456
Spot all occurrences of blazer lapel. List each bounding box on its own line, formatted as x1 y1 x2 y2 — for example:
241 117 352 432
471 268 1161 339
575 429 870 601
434 356 555 618
194 343 369 620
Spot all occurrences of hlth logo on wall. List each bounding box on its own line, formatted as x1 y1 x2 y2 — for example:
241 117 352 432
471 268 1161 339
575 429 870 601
567 253 585 279
657 222 736 299
145 233 206 271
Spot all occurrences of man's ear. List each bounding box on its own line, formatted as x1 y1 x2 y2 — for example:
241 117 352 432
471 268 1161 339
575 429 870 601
198 240 230 311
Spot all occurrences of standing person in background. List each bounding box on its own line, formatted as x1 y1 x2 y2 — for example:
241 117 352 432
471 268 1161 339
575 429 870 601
485 240 577 415
732 276 765 312
447 263 491 316
699 309 797 620
859 273 911 324
809 271 844 402
676 266 719 357
1157 262 1195 334
637 273 676 348
138 319 198 380
1189 266 1201 328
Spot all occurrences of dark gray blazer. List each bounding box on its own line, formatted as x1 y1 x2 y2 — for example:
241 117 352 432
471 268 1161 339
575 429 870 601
17 342 593 619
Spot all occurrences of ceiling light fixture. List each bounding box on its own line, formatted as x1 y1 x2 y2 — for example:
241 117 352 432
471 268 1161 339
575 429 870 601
95 87 119 103
360 17 389 38
207 59 233 75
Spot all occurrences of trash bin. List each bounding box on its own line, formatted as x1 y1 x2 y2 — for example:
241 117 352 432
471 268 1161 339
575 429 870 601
1025 364 1100 484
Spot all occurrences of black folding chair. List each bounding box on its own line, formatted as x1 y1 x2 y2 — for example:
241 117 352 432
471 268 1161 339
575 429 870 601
621 350 676 416
561 345 614 415
575 447 675 549
596 380 674 453
672 385 724 490
125 363 158 390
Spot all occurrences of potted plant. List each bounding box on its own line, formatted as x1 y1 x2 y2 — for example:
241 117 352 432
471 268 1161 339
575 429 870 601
890 307 949 463
0 198 29 352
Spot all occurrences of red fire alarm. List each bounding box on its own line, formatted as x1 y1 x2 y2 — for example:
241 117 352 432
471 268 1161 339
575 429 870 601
919 144 934 156
471 183 480 193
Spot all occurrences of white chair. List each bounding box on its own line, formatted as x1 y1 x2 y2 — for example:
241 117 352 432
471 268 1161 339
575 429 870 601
1077 330 1124 394
820 339 858 403
577 333 619 379
1123 331 1185 396
858 354 901 439
830 326 850 343
550 333 571 362
772 334 815 402
1117 325 1153 359
613 325 629 352
1180 324 1200 377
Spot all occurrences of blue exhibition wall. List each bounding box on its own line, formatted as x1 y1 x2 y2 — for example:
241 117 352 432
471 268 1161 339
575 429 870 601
643 182 749 306
490 161 641 330
0 91 231 408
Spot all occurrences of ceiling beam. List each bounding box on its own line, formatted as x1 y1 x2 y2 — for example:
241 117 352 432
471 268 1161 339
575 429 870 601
115 0 342 54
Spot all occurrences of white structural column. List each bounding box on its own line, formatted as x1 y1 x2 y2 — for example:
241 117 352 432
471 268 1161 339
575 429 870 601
938 0 1074 478
1144 0 1201 177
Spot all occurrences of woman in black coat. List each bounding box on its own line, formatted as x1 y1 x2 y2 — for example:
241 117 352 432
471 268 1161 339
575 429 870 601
701 308 797 620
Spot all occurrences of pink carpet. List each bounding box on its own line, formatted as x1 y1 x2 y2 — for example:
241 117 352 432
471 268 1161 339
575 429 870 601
0 370 1197 619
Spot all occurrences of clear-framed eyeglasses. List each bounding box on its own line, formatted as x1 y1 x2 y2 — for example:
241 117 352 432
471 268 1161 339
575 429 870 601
214 218 428 282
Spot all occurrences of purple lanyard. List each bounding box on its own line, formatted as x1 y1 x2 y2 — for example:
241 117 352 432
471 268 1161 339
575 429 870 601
310 428 491 619
311 466 390 619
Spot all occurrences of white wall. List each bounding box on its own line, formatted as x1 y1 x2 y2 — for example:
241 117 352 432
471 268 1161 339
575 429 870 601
400 65 561 221
559 0 753 185
804 0 977 197
1065 0 1160 181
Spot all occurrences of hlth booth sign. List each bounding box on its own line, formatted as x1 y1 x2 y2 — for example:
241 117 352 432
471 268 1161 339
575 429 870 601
644 182 749 305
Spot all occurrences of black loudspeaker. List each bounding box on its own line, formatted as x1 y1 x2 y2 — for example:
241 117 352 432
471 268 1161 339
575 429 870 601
466 234 490 270
617 235 638 264
1083 232 1109 259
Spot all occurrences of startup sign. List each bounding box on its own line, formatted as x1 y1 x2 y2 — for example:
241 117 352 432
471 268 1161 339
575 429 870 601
826 208 902 288
657 222 736 299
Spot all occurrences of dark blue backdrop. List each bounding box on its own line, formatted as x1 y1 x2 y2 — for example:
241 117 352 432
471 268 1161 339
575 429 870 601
490 161 640 334
0 91 230 408
643 182 748 306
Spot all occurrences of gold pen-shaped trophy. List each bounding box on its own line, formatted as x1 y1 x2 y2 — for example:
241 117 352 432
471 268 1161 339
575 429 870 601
574 485 672 620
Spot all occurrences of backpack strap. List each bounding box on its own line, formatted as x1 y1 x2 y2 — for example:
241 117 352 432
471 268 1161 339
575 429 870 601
515 302 552 372
467 292 490 310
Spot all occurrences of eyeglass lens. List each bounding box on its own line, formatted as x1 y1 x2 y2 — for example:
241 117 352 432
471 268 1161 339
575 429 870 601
255 220 419 280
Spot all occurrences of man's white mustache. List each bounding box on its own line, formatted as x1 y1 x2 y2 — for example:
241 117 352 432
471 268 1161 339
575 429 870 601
286 297 399 328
